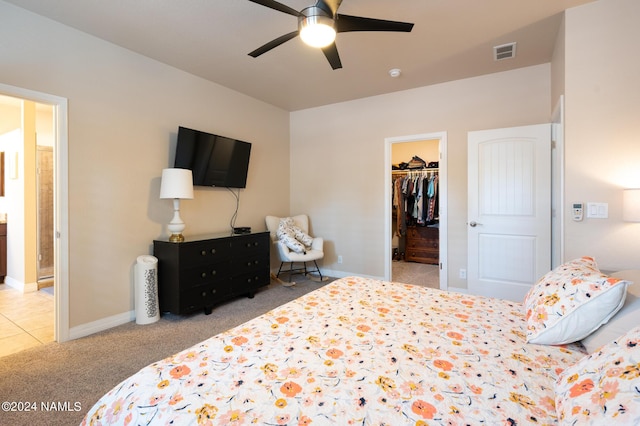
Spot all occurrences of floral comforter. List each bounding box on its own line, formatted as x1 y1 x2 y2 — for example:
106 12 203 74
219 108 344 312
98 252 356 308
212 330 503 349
83 276 585 425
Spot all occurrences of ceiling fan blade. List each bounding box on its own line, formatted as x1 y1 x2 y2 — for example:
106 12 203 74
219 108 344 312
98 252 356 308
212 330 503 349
248 0 302 17
248 31 299 57
335 14 414 33
315 0 343 16
322 43 342 70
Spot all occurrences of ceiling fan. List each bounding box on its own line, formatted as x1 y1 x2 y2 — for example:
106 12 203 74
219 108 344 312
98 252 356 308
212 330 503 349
247 0 414 70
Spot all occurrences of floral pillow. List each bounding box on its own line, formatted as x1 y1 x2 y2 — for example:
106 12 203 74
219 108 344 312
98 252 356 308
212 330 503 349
555 325 640 425
581 270 639 353
523 256 629 345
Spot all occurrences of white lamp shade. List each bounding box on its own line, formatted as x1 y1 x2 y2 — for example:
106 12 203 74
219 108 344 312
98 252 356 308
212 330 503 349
160 168 194 199
623 188 640 222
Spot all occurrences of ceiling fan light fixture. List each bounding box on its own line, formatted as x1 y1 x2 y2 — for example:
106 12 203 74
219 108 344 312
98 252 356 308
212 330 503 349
299 8 336 48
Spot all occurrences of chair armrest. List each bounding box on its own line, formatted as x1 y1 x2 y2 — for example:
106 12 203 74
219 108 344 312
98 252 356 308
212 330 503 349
275 240 294 261
311 237 323 251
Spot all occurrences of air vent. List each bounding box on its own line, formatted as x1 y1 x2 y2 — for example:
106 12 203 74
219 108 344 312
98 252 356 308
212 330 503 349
494 42 517 61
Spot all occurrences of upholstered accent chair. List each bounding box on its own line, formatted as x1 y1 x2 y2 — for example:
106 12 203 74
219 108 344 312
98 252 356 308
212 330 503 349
265 214 324 281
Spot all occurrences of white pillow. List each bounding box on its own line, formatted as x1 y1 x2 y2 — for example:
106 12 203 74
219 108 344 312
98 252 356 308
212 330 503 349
523 257 630 345
581 270 640 353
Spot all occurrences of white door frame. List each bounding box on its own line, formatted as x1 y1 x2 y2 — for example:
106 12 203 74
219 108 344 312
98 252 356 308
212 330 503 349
384 132 448 290
0 83 69 342
551 96 565 268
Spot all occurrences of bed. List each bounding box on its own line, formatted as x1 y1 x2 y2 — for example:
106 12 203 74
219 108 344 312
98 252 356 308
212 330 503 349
83 258 640 425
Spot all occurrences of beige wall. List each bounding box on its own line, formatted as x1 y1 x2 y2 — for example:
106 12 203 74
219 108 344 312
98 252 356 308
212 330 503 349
0 1 291 329
291 64 552 287
562 0 640 269
291 0 640 286
391 141 439 168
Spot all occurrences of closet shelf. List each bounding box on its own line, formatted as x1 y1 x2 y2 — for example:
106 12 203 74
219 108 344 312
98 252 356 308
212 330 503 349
392 167 438 174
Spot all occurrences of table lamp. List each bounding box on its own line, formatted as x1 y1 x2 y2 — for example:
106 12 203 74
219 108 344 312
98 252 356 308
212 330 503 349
160 168 194 242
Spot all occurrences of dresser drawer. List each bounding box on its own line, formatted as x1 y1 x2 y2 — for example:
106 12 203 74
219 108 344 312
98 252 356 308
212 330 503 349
405 248 439 264
180 281 232 314
406 236 438 250
235 253 269 274
180 239 232 267
179 261 233 288
231 233 269 257
232 269 270 295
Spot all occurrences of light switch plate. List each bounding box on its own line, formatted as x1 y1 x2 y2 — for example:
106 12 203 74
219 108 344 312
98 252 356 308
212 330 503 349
586 202 608 219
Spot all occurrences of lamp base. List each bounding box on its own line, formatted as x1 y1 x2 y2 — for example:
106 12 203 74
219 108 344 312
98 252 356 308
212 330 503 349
169 233 185 243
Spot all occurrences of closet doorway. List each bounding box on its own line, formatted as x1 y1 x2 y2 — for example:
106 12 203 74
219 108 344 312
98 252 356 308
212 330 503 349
384 132 448 290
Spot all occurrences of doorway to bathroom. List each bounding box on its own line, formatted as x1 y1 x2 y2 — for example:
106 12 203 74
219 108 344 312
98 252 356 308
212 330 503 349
0 82 70 353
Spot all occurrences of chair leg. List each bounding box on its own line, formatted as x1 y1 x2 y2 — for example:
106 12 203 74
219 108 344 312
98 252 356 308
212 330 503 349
313 260 323 280
289 262 294 282
276 262 285 278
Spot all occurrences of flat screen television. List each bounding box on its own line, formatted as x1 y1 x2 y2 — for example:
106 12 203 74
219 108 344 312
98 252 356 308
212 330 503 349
174 126 252 188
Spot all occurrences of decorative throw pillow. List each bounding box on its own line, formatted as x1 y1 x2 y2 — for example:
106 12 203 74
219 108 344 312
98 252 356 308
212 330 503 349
582 270 640 353
555 325 640 425
523 256 630 345
276 217 313 254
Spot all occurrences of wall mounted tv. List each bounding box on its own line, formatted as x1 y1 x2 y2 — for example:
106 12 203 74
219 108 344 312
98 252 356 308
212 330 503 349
174 126 252 188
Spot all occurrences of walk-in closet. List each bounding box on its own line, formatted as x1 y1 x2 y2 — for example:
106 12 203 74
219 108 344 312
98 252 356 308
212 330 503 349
391 140 440 288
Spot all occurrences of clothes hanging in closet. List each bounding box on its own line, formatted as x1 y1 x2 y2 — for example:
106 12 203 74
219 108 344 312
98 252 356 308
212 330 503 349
392 170 439 236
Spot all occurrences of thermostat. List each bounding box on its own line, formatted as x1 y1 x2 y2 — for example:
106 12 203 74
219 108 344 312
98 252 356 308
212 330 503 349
572 203 583 221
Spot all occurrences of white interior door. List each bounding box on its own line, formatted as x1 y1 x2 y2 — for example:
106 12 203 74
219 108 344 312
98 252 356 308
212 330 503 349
467 124 551 301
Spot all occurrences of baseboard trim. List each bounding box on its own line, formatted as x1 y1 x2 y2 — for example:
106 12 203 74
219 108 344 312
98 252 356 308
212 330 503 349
4 277 38 293
69 310 135 340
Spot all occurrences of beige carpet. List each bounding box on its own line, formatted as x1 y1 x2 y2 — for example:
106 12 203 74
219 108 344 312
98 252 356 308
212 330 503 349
0 269 438 425
0 276 331 426
392 260 440 289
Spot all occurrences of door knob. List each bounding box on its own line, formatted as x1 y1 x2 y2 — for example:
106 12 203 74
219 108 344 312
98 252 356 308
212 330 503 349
469 221 482 227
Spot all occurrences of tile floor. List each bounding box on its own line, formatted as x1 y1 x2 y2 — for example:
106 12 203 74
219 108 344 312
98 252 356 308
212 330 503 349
0 284 54 358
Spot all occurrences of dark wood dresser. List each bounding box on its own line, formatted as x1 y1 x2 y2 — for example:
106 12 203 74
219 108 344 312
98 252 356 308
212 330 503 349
153 231 270 315
405 226 439 265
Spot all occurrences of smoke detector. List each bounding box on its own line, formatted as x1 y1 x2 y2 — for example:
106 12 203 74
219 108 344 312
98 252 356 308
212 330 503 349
388 68 402 78
494 42 517 61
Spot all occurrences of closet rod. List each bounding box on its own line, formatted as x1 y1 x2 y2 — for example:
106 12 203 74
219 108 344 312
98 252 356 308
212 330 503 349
391 168 438 174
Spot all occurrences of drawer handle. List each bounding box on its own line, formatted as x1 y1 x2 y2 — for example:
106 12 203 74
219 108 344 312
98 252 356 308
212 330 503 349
211 248 216 254
247 261 252 266
202 291 207 297
201 250 206 256
211 270 217 275
201 272 207 278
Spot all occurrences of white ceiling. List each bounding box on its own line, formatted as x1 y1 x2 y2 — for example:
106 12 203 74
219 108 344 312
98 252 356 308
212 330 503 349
4 0 594 111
